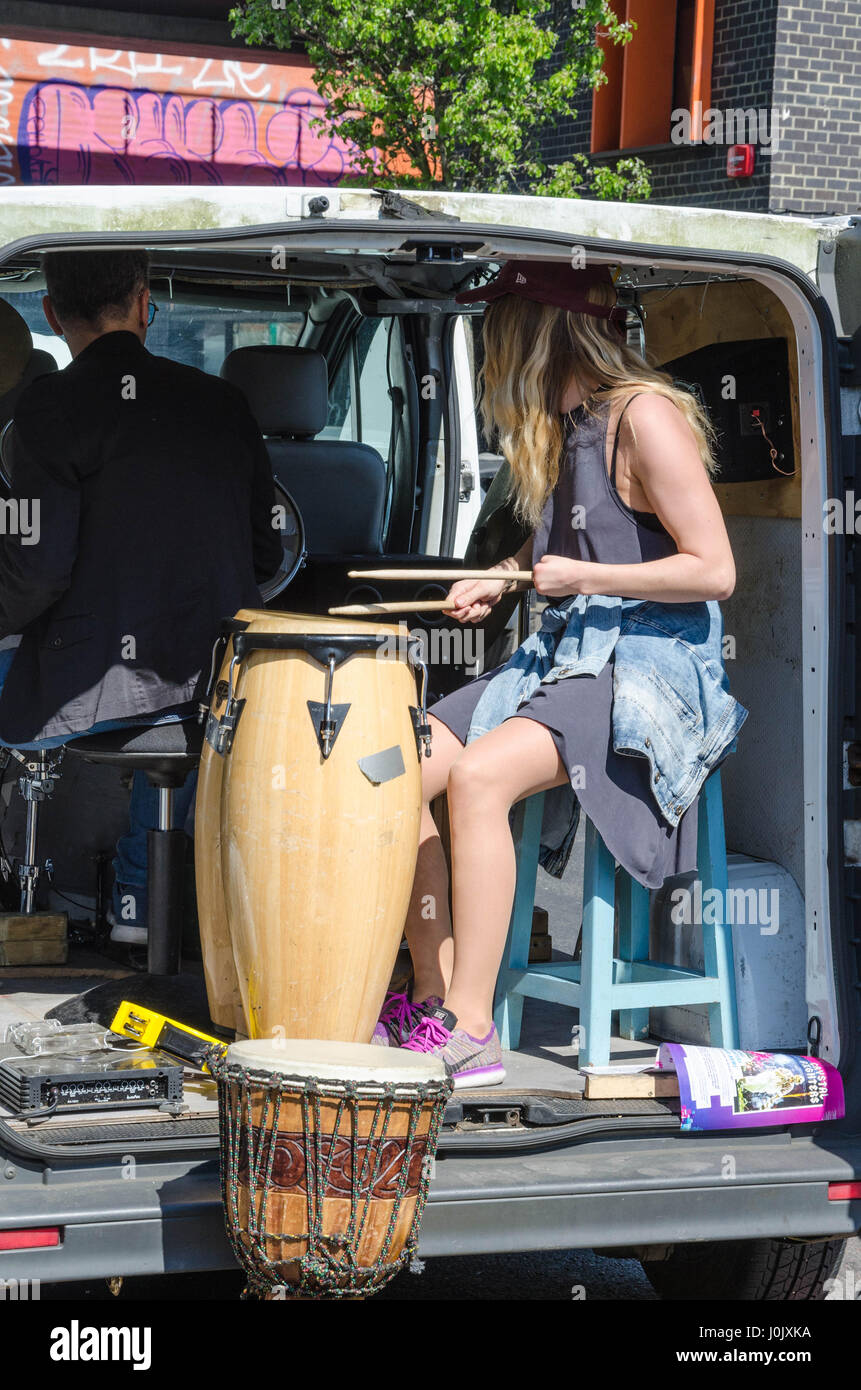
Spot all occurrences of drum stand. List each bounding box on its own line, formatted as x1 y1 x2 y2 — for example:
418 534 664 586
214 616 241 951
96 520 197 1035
0 746 62 913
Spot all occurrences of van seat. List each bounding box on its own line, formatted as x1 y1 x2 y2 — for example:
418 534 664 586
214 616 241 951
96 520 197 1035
221 345 386 554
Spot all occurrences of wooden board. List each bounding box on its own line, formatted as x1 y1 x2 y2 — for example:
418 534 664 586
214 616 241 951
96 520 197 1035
0 938 68 966
531 906 549 936
584 1070 680 1100
642 279 802 519
529 933 552 963
0 912 67 941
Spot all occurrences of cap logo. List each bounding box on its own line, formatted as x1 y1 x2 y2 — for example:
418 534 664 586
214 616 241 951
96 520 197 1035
515 272 527 285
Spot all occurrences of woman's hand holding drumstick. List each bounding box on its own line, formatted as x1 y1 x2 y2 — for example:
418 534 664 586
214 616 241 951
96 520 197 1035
333 540 536 618
447 539 534 624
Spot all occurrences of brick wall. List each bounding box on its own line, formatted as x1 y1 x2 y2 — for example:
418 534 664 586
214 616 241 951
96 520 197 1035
769 0 861 214
623 0 779 210
536 0 858 213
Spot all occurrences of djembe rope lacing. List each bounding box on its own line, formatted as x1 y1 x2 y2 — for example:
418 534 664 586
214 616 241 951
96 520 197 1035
209 1051 451 1300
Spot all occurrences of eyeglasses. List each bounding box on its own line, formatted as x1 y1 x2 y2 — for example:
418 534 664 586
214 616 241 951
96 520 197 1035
147 298 158 327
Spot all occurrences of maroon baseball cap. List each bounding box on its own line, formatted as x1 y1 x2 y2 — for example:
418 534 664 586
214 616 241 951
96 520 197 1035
455 259 626 334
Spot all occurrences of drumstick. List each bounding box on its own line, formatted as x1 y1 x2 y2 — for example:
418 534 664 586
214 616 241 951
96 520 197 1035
348 568 534 583
329 601 456 615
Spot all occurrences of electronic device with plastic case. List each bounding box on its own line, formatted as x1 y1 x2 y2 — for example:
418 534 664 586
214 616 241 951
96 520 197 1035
0 1046 184 1116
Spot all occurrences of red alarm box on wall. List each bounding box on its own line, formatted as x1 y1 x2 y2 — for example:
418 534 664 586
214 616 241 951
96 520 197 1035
727 144 756 177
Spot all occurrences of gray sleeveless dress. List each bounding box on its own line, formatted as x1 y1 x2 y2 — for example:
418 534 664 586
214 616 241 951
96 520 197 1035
430 393 699 889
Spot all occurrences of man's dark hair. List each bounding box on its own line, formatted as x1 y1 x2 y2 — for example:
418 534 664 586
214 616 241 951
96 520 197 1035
42 249 150 326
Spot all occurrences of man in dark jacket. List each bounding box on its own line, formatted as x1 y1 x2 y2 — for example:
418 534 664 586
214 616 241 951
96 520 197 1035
0 250 282 940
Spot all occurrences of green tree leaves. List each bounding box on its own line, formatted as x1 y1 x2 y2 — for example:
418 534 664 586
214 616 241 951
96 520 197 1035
231 0 650 200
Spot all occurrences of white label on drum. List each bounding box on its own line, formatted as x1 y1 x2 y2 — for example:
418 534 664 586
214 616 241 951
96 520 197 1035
357 745 406 784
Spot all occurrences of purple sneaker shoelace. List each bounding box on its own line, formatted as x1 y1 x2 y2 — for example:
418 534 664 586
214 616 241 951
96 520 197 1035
379 991 419 1034
404 1015 452 1052
376 991 443 1045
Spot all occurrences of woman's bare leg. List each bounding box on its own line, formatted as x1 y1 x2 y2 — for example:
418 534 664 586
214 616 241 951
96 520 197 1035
444 716 568 1039
403 713 465 1004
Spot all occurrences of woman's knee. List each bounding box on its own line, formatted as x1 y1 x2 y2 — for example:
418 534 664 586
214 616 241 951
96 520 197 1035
446 746 509 811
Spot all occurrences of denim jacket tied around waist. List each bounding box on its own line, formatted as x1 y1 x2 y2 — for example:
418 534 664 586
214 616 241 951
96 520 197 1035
466 594 748 872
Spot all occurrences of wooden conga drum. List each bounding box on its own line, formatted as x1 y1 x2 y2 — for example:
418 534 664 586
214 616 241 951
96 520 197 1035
210 1038 450 1299
194 613 258 1034
196 611 427 1042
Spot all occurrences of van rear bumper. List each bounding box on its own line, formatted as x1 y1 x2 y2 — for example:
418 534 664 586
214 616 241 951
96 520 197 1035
0 1131 858 1283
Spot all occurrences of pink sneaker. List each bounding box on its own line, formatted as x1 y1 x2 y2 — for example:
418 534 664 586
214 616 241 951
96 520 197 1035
371 992 443 1047
402 1006 506 1089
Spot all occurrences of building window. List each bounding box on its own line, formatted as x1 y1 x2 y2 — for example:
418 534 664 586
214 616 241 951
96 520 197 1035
591 0 715 153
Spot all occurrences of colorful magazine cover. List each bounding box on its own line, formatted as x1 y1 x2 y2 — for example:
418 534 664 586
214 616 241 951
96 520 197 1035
657 1043 845 1131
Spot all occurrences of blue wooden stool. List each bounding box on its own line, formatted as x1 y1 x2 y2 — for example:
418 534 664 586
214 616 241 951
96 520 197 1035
493 772 739 1067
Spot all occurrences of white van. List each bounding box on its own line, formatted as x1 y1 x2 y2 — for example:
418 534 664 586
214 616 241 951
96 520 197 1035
0 185 858 1300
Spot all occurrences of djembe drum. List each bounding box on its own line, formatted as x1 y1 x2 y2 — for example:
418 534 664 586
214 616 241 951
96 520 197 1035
209 1039 451 1299
195 610 431 1042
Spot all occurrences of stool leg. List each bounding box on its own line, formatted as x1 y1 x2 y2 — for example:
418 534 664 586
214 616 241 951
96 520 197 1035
579 820 616 1067
494 793 544 1051
618 874 651 1042
699 773 739 1049
147 786 185 976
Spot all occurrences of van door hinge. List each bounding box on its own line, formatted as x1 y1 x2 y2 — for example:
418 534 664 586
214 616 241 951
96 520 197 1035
459 459 475 501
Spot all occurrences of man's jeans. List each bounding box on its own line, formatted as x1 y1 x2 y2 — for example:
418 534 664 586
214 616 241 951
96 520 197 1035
0 645 196 928
111 769 197 928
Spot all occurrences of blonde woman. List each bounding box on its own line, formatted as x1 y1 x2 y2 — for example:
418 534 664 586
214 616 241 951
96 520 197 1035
371 260 747 1086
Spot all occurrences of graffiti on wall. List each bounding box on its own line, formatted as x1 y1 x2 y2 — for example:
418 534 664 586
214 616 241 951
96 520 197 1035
0 38 371 185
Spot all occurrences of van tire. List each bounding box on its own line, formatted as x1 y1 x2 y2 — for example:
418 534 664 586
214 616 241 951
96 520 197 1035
641 1237 846 1301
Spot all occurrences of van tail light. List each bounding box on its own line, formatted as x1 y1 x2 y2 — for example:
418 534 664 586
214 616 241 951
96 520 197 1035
0 1227 60 1250
827 1182 861 1201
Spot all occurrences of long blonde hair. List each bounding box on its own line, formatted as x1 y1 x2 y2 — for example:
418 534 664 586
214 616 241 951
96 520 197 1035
477 280 717 528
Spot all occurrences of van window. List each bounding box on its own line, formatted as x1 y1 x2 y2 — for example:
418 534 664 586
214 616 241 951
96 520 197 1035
1 290 305 375
322 315 401 457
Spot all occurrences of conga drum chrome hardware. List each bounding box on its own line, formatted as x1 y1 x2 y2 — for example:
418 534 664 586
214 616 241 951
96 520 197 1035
210 1039 451 1300
195 611 427 1042
203 627 432 762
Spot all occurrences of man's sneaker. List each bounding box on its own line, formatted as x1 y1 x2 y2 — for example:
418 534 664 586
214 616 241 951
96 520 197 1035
371 992 443 1047
109 883 147 944
402 1006 506 1089
106 910 147 946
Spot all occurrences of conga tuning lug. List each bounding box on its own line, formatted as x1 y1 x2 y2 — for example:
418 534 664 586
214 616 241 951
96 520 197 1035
406 643 432 758
307 700 351 758
409 707 433 760
205 699 246 756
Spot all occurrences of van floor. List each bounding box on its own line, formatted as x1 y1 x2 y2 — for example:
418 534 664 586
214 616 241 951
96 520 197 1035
0 846 669 1132
0 961 661 1136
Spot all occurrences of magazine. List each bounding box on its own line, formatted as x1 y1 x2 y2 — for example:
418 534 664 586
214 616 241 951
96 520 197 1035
657 1043 845 1131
